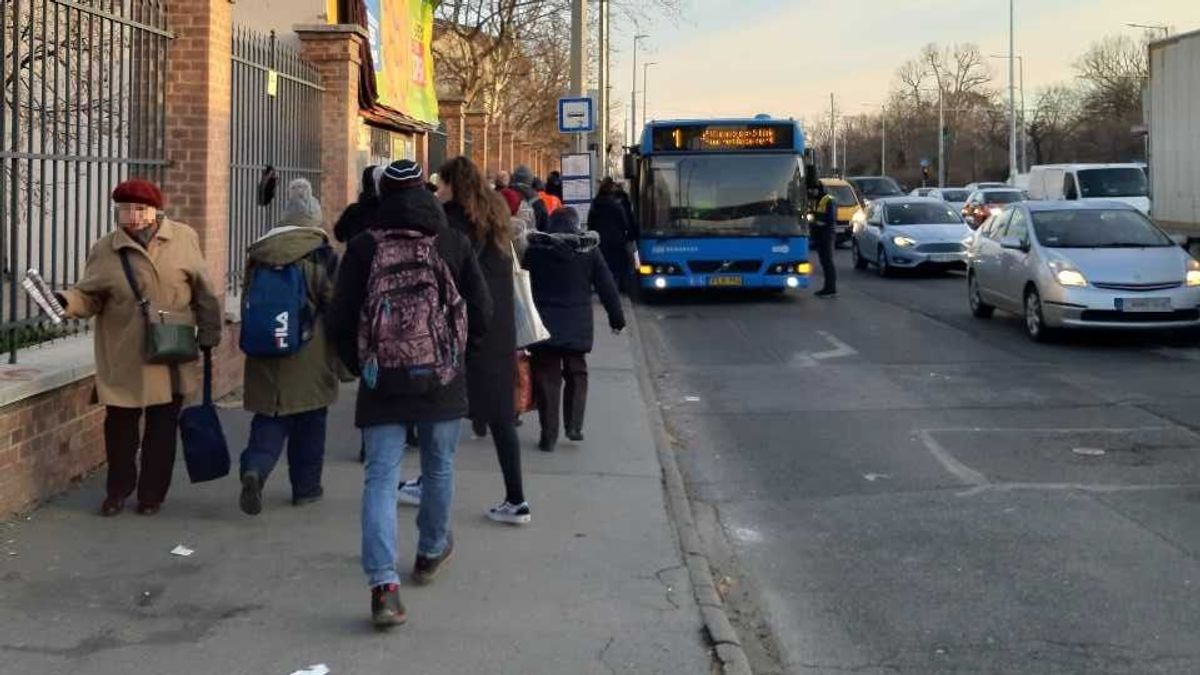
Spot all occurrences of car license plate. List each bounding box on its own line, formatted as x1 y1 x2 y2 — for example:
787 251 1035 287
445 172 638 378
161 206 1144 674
708 275 743 287
929 253 962 263
1115 297 1171 312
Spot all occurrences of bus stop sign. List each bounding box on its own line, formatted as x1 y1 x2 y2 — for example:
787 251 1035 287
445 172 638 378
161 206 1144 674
558 97 595 134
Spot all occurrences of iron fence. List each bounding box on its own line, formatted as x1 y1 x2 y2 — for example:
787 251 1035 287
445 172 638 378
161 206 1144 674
0 0 172 362
228 28 323 291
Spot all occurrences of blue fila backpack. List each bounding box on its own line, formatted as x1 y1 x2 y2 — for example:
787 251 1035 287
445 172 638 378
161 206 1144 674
239 261 312 357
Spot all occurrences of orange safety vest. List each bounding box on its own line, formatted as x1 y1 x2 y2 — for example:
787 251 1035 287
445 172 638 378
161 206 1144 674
538 191 563 214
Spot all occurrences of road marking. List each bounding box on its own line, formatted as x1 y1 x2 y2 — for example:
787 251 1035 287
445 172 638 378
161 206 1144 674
1153 347 1200 362
957 482 1200 497
921 425 1185 435
811 331 858 360
916 429 990 487
863 473 892 482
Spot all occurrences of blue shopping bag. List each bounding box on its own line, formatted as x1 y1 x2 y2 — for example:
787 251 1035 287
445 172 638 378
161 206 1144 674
179 350 230 483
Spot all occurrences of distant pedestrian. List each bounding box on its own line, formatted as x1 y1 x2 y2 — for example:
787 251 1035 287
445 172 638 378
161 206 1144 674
327 159 492 628
812 185 838 298
533 177 563 215
500 187 536 259
334 165 384 244
546 171 564 201
237 179 341 516
524 208 625 452
438 156 531 525
494 170 510 191
614 181 638 240
510 165 549 232
589 177 635 292
57 179 222 517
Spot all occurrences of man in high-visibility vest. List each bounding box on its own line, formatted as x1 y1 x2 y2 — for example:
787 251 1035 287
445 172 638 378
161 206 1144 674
812 185 839 298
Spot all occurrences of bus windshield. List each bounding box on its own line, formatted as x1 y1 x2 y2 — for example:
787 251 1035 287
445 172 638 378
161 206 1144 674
644 155 806 238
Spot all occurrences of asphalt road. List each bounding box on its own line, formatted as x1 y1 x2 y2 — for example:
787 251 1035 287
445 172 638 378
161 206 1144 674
635 250 1200 675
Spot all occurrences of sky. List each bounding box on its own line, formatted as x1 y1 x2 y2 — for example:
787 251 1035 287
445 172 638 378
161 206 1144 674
606 0 1200 136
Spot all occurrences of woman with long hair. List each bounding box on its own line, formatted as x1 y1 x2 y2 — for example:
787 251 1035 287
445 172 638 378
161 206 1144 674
436 156 530 524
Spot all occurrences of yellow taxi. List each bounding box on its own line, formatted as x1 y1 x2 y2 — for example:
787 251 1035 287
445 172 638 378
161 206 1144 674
819 178 863 247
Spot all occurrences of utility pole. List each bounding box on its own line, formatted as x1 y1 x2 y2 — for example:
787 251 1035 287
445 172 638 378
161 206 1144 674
643 62 657 125
597 0 608 178
880 106 887 175
829 93 836 176
1008 0 1018 184
569 0 588 155
1019 56 1026 173
631 34 648 145
938 87 945 188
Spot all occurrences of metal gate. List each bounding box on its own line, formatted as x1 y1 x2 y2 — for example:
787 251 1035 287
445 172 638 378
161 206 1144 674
0 0 172 361
228 28 323 290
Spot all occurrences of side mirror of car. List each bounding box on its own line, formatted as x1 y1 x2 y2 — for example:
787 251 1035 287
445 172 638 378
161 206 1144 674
1170 233 1189 249
1000 236 1028 252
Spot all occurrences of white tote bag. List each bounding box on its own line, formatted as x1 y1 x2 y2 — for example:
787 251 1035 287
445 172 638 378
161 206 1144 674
512 244 550 348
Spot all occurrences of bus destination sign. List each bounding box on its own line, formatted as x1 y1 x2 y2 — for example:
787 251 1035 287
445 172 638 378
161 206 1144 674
652 123 795 152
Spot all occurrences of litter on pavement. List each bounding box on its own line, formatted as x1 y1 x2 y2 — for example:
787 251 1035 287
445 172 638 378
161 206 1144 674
289 665 330 675
169 545 195 557
1072 447 1106 457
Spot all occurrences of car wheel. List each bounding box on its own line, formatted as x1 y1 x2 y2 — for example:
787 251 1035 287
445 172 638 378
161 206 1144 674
852 242 868 270
877 247 892 278
968 272 995 319
1024 287 1055 342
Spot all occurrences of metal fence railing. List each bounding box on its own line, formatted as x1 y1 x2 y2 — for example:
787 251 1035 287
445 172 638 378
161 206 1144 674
227 27 323 292
0 0 172 363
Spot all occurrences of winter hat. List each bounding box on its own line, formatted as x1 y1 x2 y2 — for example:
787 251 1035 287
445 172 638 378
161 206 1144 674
547 206 582 234
112 179 164 209
379 159 425 195
499 187 523 216
280 178 323 228
511 165 535 187
531 177 546 191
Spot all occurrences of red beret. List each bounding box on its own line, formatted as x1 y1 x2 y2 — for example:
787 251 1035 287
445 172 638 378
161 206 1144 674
112 179 164 209
499 187 522 217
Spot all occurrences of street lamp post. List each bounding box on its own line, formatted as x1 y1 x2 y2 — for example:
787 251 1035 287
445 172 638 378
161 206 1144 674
1007 0 1017 184
631 34 648 143
991 54 1026 172
643 62 657 125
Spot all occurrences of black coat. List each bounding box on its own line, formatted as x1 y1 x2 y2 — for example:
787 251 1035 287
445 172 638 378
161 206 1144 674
588 194 633 284
444 201 516 424
327 188 493 427
333 199 376 244
524 231 625 353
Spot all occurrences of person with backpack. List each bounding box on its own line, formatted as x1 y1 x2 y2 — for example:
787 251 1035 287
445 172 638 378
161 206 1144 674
237 179 341 515
327 159 492 628
510 165 548 232
334 165 384 244
524 208 625 453
589 178 635 292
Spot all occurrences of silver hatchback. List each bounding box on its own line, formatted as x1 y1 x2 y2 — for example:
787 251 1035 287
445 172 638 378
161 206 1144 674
966 201 1200 341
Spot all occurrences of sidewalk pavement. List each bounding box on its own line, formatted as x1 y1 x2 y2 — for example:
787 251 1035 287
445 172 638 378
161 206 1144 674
0 310 715 675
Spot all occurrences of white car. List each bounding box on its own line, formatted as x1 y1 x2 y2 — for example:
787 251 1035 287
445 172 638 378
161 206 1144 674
966 201 1200 341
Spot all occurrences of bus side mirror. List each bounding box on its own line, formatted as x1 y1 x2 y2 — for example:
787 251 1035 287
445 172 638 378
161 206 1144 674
623 154 638 183
803 149 819 190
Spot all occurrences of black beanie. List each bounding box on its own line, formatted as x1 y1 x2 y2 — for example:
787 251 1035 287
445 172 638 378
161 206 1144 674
379 160 425 196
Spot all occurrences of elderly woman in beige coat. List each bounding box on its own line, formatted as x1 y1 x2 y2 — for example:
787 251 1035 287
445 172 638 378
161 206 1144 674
58 179 222 517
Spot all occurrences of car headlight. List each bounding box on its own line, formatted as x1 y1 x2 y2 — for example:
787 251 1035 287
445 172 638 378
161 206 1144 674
1187 258 1200 287
892 235 917 248
806 213 815 223
1048 258 1087 287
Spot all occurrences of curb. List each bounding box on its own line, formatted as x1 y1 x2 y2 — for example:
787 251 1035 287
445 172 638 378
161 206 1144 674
626 303 755 675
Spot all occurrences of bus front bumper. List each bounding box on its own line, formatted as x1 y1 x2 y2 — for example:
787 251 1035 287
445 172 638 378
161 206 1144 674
639 274 810 290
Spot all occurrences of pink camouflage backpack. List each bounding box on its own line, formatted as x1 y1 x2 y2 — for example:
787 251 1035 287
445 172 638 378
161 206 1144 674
358 230 467 394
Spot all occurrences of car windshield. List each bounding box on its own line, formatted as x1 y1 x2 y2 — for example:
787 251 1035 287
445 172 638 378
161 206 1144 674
1032 209 1174 248
827 185 858 206
644 154 806 237
941 189 970 202
852 177 903 198
1076 168 1148 198
886 202 963 225
983 191 1026 204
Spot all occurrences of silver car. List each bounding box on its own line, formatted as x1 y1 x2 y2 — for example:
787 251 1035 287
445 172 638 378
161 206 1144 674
851 197 973 276
966 201 1200 341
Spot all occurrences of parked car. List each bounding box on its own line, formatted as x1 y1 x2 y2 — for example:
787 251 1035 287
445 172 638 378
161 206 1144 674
962 188 1028 228
965 181 1010 191
820 177 863 247
966 201 1200 341
911 187 972 212
851 197 973 276
910 187 938 197
848 176 904 203
1026 163 1149 214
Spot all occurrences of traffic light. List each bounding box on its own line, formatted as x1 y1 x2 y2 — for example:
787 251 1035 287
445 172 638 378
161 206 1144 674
921 165 930 187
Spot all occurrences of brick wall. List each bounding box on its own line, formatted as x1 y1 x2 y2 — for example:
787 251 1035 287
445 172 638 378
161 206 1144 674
464 111 490 170
440 99 465 157
0 378 105 516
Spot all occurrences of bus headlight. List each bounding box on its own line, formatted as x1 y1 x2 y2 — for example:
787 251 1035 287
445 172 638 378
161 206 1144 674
638 264 653 276
796 262 812 275
654 277 668 290
786 276 800 288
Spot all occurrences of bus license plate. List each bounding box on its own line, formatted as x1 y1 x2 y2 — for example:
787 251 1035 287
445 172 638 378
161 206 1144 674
708 275 743 287
1116 297 1171 312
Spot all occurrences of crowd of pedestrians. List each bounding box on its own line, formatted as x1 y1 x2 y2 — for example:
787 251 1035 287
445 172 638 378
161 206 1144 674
58 154 640 628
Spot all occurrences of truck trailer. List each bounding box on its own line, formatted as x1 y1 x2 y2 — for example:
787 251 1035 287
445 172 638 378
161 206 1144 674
1148 29 1200 249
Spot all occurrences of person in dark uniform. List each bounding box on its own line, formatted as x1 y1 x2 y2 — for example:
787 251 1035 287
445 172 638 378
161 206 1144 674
812 186 838 298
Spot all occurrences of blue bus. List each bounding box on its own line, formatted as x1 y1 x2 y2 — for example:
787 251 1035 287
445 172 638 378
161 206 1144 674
625 116 817 294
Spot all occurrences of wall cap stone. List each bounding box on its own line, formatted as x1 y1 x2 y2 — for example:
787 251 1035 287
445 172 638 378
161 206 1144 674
294 23 369 39
0 336 94 409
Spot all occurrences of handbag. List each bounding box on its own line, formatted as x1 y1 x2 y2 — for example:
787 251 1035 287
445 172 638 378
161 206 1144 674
511 244 550 348
514 351 534 414
179 349 231 483
119 249 200 364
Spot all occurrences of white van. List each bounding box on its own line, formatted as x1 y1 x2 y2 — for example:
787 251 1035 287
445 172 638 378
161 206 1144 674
1026 163 1150 213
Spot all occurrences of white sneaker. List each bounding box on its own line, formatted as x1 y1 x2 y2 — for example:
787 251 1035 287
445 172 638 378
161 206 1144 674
398 477 422 507
486 501 531 525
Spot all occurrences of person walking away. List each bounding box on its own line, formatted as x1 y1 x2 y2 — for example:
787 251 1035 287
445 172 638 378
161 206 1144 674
532 177 563 215
500 187 537 259
327 159 492 628
493 170 510 191
237 179 342 515
57 179 222 516
334 165 384 244
589 178 634 292
546 171 564 201
524 208 625 452
438 157 530 525
510 165 549 232
812 185 838 298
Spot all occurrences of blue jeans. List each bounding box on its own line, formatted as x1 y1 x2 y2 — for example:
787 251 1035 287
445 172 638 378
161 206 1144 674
361 420 462 588
240 409 327 499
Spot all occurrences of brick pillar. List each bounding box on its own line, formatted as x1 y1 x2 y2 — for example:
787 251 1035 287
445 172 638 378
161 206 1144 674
517 140 532 173
508 133 517 173
297 24 368 229
439 98 466 157
163 0 232 290
493 118 506 175
464 111 489 167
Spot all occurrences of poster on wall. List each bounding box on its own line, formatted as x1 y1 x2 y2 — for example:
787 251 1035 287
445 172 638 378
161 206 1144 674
357 0 439 125
364 0 383 73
